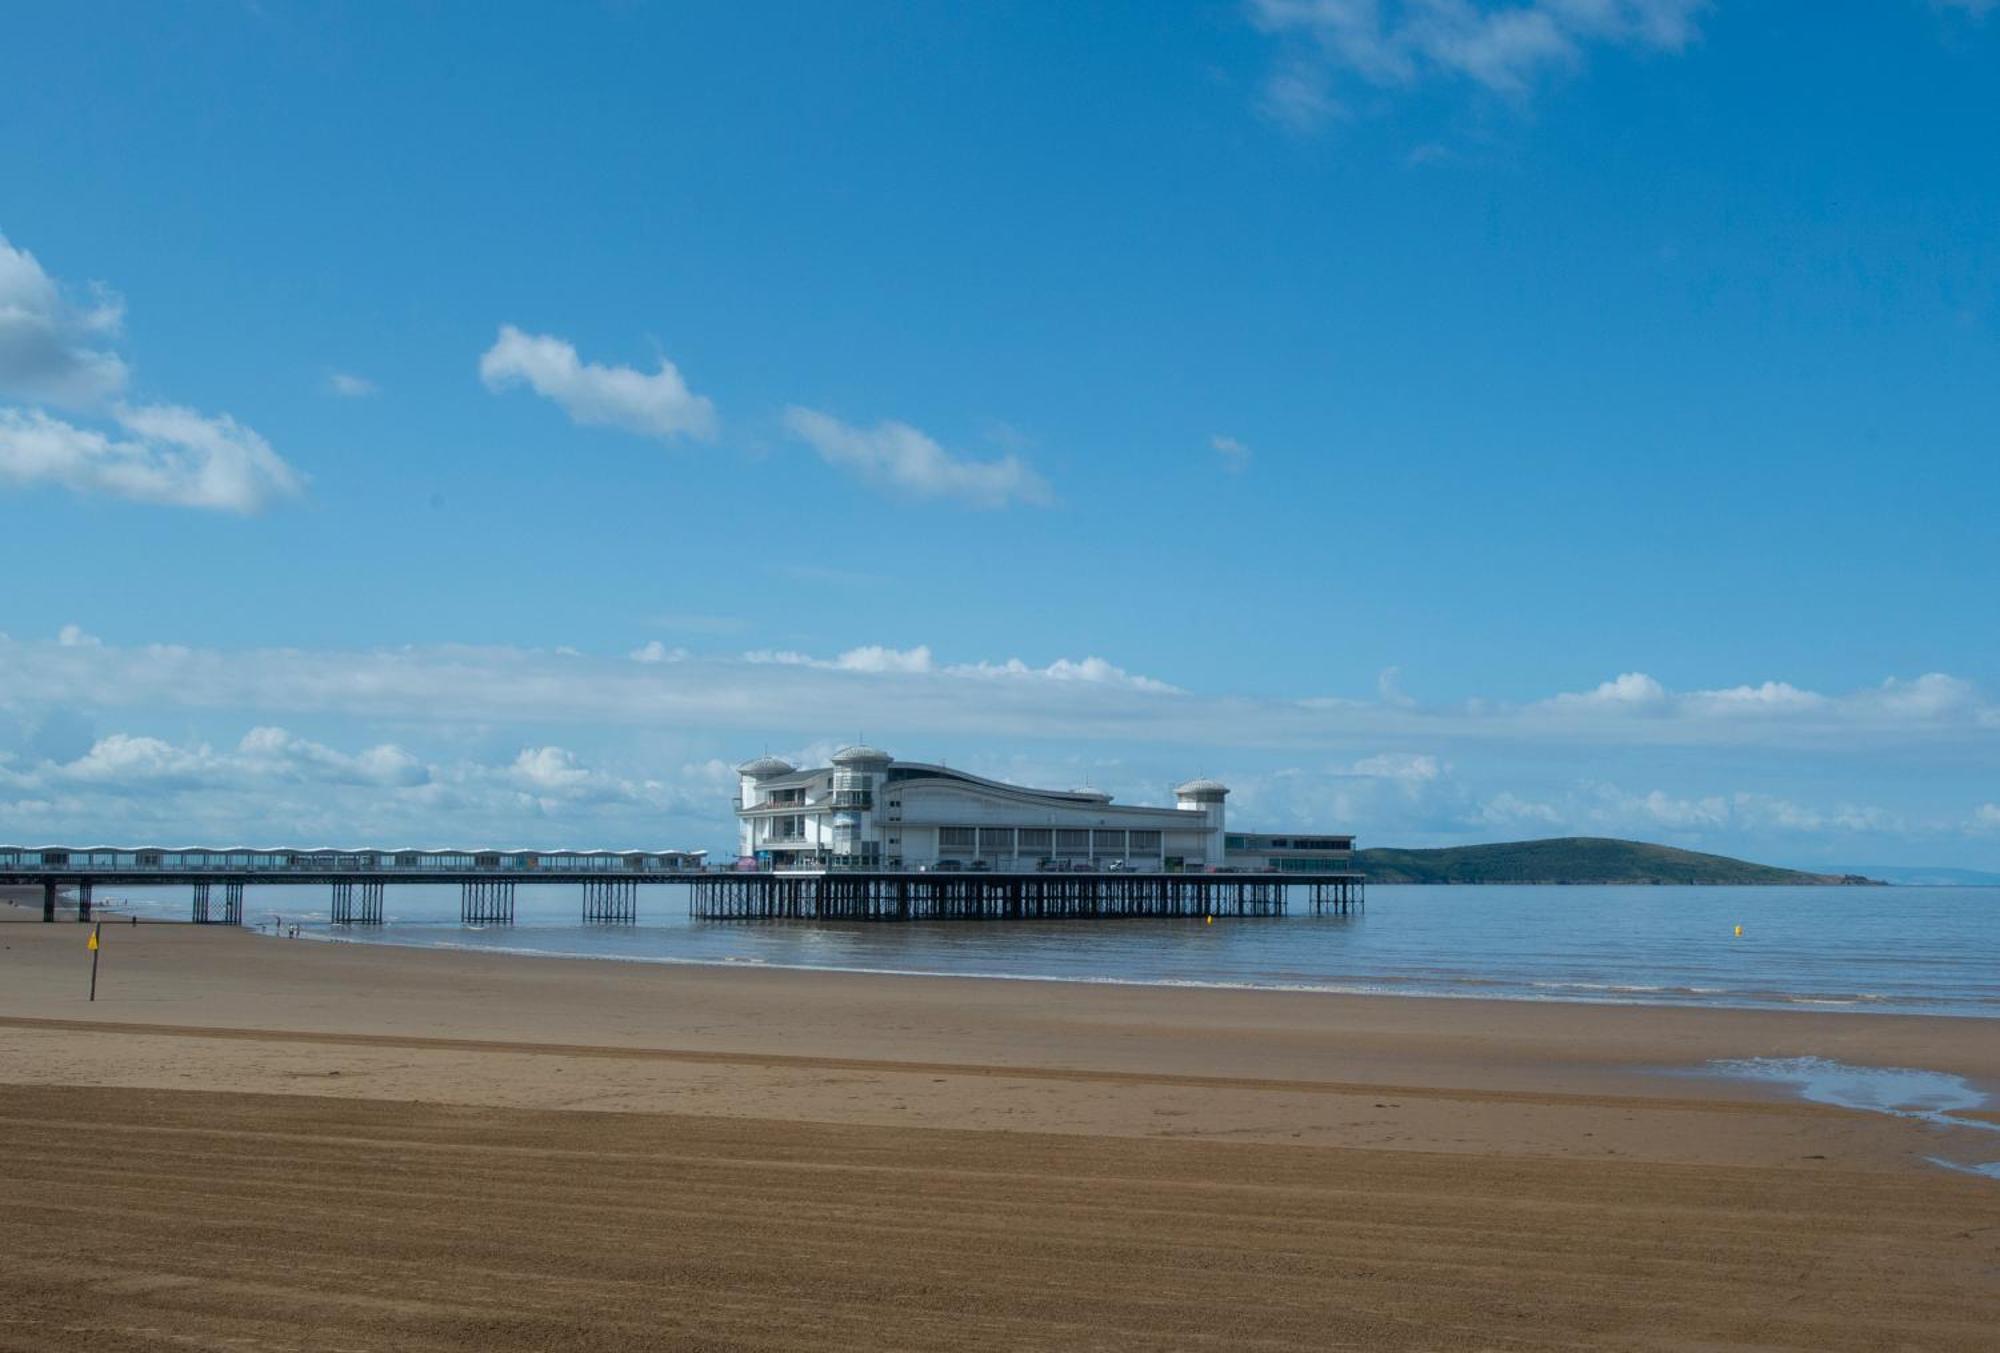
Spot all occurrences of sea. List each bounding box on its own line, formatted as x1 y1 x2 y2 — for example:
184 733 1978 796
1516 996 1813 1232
102 881 2000 1020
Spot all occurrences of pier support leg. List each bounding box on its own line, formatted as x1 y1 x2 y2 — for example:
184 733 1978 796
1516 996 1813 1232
222 881 243 926
331 880 386 923
460 880 515 925
192 881 211 925
43 880 56 922
582 878 637 923
76 880 92 922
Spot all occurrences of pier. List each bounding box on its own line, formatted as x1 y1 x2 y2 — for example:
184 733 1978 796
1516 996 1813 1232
3 845 1362 926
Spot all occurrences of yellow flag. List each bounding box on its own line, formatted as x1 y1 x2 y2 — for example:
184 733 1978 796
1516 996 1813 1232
86 931 98 951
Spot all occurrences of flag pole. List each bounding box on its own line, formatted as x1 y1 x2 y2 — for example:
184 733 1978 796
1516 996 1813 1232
88 921 102 1001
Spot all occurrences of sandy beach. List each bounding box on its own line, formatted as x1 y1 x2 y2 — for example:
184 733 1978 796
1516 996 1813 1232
3 911 1997 1350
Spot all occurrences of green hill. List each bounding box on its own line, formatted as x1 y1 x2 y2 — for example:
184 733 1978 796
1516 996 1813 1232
1353 837 1877 886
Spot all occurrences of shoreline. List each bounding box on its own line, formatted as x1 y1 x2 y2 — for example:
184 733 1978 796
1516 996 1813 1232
305 919 2000 1020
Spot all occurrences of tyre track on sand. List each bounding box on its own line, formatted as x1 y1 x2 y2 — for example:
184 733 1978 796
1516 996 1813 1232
2 1086 1997 1352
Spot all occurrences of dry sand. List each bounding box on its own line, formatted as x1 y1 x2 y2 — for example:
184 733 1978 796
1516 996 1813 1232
2 914 1997 1350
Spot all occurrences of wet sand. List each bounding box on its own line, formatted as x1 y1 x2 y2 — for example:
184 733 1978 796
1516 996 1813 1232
2 917 1997 1349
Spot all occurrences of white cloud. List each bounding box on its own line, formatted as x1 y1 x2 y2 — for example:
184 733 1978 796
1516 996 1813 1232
1345 751 1444 783
8 727 430 796
1619 786 1729 829
1867 672 1978 718
743 644 1180 692
0 233 128 407
327 370 377 398
629 641 688 664
1478 791 1565 826
1971 804 2000 835
1463 781 1918 841
831 644 937 675
1247 0 1709 127
1211 433 1253 471
1549 671 1669 707
952 656 1181 693
0 233 301 513
478 325 717 442
744 645 937 675
0 725 721 846
234 726 428 788
56 733 220 788
511 745 591 793
783 406 1052 508
1376 667 1416 708
1529 671 1999 741
0 403 305 513
1683 680 1825 714
1259 57 1343 129
57 623 101 648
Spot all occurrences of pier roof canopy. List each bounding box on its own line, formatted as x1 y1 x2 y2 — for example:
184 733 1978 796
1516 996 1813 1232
1174 778 1230 800
736 756 797 777
830 744 893 767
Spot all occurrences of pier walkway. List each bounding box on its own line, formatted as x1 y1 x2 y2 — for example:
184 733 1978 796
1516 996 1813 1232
3 846 1362 925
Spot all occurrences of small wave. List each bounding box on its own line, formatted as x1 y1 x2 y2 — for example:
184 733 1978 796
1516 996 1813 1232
1704 1057 1997 1125
301 924 2000 1019
1703 1057 2000 1183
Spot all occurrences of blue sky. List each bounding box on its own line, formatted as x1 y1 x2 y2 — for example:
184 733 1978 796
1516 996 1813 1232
2 1 1996 867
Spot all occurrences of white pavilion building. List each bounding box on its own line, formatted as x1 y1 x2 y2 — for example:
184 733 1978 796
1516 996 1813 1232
734 746 1353 874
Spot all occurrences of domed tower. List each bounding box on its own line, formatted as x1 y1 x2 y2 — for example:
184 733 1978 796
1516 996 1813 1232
1174 778 1229 868
829 745 893 866
735 755 795 859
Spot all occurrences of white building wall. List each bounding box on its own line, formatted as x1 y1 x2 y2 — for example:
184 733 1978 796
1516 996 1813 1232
737 756 1248 871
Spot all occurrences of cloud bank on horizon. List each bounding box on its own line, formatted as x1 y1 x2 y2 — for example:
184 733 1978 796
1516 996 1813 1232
2 629 1995 859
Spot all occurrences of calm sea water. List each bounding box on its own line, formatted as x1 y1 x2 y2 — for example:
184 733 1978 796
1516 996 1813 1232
103 882 2000 1018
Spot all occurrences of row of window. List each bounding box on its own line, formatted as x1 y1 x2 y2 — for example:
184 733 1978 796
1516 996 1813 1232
930 828 1165 853
1224 835 1353 852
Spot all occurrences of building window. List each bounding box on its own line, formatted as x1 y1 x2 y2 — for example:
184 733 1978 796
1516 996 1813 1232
939 827 975 850
1017 828 1052 851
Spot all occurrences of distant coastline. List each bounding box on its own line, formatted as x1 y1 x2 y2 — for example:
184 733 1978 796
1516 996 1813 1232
1356 837 1882 886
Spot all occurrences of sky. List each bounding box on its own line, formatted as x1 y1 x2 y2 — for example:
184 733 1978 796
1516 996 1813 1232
2 0 1997 868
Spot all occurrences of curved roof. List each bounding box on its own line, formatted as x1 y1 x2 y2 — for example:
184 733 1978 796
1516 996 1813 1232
1174 778 1230 798
830 744 893 766
736 755 797 777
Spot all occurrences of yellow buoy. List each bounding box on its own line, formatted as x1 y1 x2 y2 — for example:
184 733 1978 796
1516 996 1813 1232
1205 915 1213 925
1734 924 1743 937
